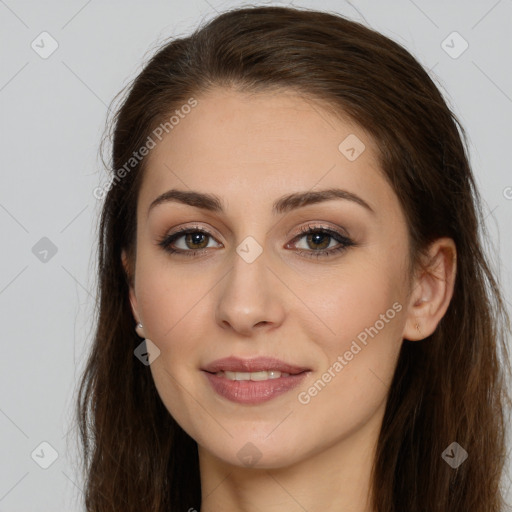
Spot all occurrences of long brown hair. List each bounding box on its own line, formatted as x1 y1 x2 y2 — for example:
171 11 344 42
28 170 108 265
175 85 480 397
76 5 512 511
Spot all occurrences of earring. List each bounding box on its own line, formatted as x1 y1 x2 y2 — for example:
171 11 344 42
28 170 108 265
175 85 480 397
136 322 143 331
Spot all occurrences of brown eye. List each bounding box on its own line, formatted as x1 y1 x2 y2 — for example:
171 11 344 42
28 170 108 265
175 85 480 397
183 232 210 250
304 232 331 251
289 225 356 259
157 228 221 255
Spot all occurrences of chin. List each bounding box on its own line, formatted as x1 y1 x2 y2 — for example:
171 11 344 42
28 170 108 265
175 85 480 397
199 431 309 470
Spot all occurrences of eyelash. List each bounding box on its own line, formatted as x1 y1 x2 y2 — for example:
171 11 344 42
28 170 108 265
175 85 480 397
156 223 356 259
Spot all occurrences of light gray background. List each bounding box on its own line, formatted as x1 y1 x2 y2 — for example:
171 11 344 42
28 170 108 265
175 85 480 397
0 0 511 510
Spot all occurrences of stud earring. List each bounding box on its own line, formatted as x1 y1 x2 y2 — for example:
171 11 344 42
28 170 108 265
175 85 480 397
136 322 143 331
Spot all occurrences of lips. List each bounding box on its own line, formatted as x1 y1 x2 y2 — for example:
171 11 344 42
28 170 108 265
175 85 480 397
201 356 311 404
202 356 310 375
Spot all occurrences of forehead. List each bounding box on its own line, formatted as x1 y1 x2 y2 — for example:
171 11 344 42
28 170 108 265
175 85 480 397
137 87 393 218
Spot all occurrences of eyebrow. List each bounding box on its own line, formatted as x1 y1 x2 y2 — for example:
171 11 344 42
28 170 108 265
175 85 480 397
147 187 375 217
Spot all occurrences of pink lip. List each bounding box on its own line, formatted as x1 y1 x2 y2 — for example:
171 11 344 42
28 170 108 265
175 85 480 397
202 356 310 375
201 356 311 405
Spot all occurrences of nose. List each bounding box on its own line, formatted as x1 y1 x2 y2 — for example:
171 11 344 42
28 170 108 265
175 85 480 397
215 248 286 337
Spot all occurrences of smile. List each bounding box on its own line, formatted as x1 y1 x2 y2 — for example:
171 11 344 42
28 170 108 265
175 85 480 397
214 370 291 380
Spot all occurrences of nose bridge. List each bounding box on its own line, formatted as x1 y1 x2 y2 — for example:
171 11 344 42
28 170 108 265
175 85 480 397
232 237 268 294
215 234 285 333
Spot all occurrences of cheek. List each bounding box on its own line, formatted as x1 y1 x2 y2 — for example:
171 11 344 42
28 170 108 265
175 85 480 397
292 252 406 355
291 289 404 454
133 256 214 426
134 249 208 344
290 252 406 416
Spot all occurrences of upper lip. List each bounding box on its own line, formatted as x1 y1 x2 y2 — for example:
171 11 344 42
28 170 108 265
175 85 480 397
202 356 310 375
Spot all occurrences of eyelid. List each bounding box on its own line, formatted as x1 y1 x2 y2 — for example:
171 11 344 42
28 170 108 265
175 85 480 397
290 221 350 238
163 221 348 243
166 223 221 241
157 221 355 257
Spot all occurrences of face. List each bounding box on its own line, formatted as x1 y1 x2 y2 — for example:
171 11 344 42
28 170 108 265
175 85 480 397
124 87 414 469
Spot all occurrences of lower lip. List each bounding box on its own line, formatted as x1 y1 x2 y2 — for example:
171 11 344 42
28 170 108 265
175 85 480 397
203 371 309 404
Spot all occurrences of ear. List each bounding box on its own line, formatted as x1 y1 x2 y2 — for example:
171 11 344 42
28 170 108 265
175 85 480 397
402 237 457 341
121 248 141 326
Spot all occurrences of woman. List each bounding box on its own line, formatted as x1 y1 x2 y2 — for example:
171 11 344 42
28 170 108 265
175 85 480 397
77 5 512 511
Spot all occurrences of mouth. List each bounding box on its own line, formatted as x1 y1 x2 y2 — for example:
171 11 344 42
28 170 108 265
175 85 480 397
210 369 299 380
201 356 311 404
202 356 310 376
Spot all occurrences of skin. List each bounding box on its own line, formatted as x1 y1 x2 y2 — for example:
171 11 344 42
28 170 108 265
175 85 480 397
122 87 456 512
